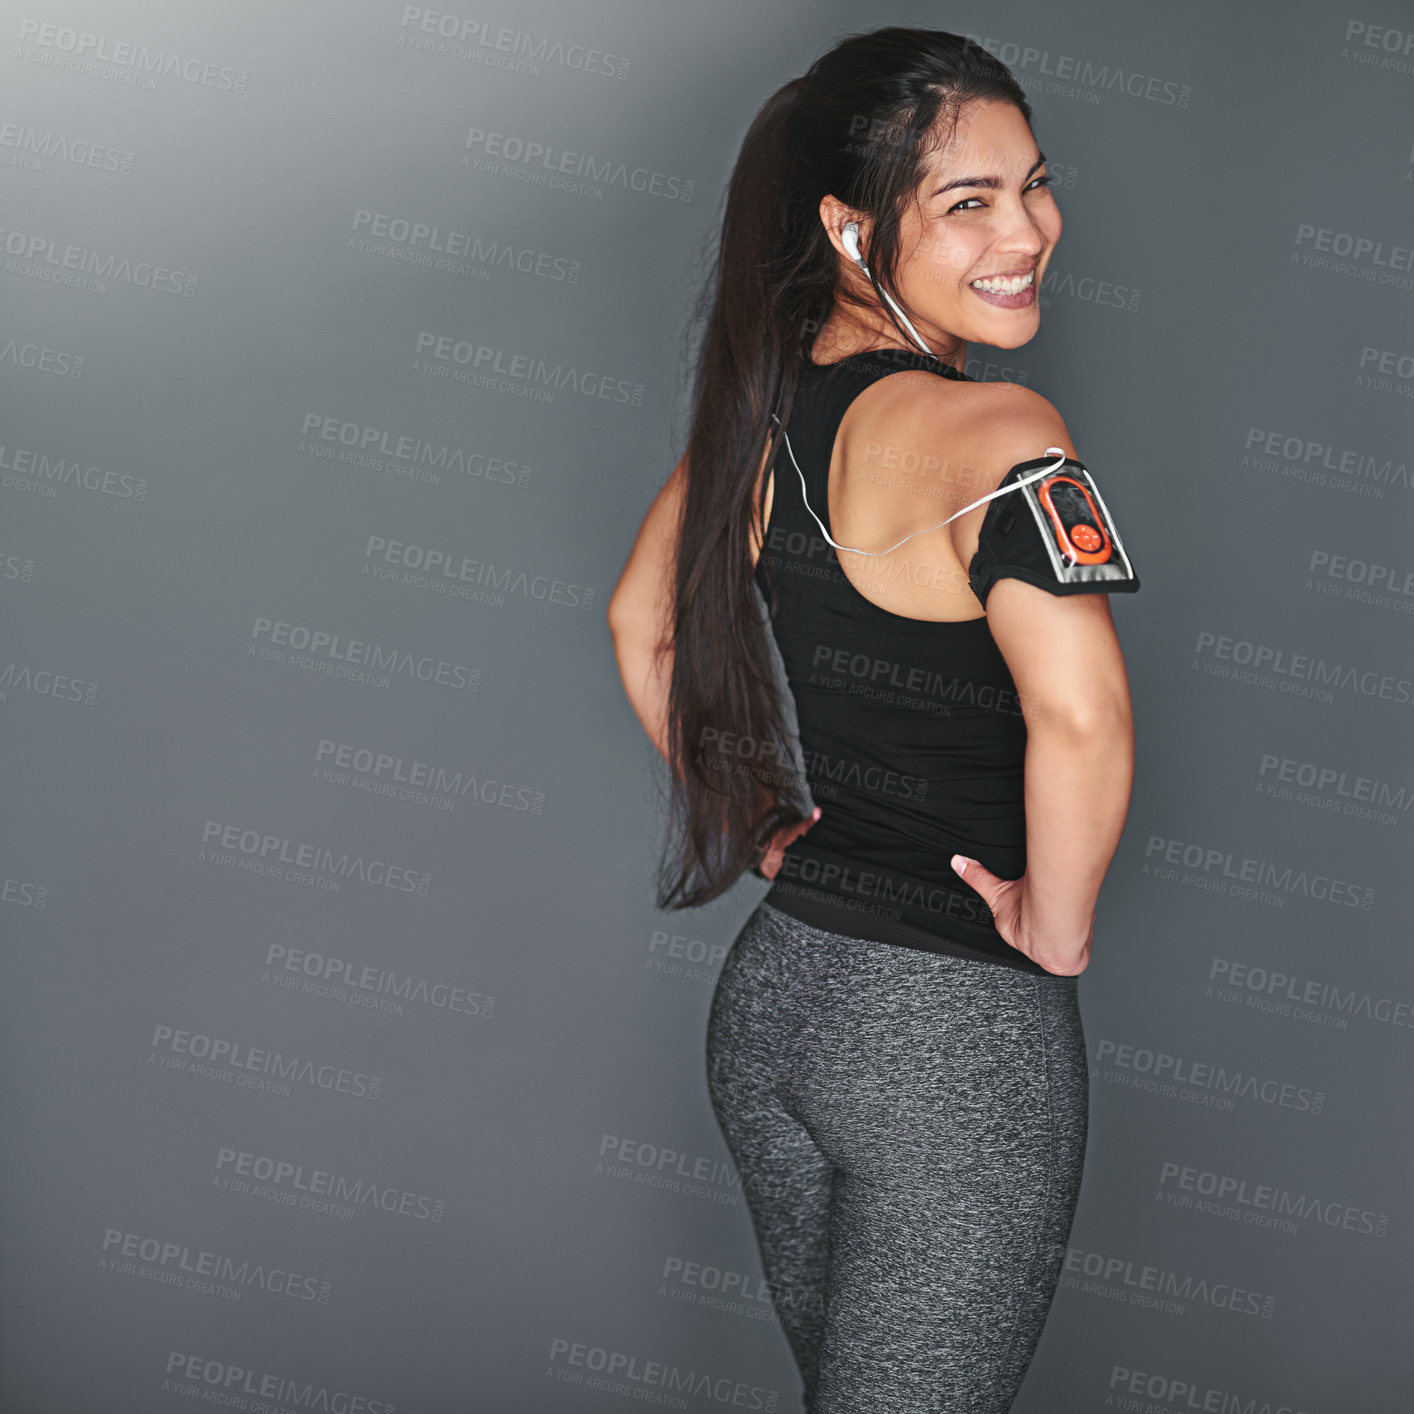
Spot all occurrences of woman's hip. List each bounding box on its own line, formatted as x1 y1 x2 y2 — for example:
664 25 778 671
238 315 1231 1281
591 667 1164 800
719 903 1088 1186
710 901 1085 1067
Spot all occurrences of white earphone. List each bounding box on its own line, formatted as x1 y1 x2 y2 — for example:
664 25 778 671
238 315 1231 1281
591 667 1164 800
841 220 938 360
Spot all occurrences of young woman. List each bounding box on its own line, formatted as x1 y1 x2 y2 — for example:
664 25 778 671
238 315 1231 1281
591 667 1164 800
607 27 1139 1414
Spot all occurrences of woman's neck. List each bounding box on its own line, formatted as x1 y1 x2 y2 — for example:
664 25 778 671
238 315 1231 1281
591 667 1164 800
808 316 964 374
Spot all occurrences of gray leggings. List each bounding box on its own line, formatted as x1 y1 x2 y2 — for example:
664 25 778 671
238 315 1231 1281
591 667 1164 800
705 901 1089 1413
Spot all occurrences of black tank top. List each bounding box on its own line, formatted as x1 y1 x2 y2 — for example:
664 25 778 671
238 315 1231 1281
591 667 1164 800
755 347 1048 976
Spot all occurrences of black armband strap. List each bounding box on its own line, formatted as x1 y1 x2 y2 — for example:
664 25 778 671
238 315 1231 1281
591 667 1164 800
968 456 1140 605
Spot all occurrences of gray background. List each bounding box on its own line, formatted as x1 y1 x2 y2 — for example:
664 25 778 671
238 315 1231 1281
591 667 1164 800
3 1 1412 1410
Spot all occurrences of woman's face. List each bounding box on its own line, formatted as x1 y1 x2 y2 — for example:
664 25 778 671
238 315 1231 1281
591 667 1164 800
885 98 1060 352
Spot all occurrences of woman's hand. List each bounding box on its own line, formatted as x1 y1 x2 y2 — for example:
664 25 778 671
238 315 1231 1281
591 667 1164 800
757 807 823 879
950 854 1092 976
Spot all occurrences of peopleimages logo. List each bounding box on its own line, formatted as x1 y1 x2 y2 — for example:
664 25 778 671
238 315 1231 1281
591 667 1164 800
1192 628 1413 706
1106 1364 1308 1414
1061 1245 1276 1319
100 1229 331 1303
361 534 596 610
1142 833 1375 910
314 736 543 816
1257 752 1411 823
660 1254 773 1309
1307 546 1414 614
595 1133 741 1206
1294 221 1414 282
0 223 198 295
248 614 482 692
299 412 531 487
215 1146 447 1222
349 207 581 282
807 642 1024 717
0 871 48 909
0 660 99 707
1242 425 1410 496
162 1351 396 1411
15 20 250 93
961 31 1193 106
0 549 35 582
462 125 693 202
1038 264 1142 312
413 330 645 405
0 337 84 381
199 820 432 896
0 120 135 176
398 9 631 80
1157 1158 1389 1237
149 1024 382 1101
646 928 729 985
264 943 494 1019
1209 957 1414 1033
1092 1038 1324 1114
545 1337 778 1411
695 726 928 803
771 853 991 930
0 437 142 497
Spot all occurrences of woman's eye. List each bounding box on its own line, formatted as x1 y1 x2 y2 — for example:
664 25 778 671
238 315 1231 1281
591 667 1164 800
947 175 1053 214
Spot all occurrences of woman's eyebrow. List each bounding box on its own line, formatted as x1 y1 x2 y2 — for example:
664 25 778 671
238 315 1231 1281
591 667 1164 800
934 152 1047 194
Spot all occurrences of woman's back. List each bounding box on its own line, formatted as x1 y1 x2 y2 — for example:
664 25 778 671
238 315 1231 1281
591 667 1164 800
752 347 1057 974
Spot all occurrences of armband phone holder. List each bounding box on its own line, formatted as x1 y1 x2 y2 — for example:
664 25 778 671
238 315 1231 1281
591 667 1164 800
971 455 1140 598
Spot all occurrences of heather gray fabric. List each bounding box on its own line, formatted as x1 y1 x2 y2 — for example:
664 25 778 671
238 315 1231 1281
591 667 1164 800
706 900 1088 1413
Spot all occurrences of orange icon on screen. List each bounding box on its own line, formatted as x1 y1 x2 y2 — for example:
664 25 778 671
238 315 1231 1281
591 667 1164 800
1038 475 1112 565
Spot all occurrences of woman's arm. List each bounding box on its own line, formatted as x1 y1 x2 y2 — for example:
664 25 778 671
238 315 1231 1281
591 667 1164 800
607 450 819 867
979 582 1135 974
606 458 687 769
946 396 1137 975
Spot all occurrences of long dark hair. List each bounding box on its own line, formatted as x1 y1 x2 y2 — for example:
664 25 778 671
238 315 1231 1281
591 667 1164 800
658 26 1034 909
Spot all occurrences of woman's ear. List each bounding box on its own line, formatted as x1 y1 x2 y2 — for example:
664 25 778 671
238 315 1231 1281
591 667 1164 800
818 195 869 261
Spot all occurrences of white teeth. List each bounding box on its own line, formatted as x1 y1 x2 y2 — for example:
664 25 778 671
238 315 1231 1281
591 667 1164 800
970 270 1034 294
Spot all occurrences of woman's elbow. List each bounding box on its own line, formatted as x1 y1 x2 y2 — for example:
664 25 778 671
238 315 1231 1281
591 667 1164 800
1023 689 1133 742
606 591 665 653
606 590 638 640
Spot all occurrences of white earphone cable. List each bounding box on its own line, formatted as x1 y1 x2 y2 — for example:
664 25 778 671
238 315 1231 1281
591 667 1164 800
842 222 937 360
768 412 1067 558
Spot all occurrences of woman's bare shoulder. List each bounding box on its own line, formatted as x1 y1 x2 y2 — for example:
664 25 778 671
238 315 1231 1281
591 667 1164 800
968 380 1076 465
848 370 1079 498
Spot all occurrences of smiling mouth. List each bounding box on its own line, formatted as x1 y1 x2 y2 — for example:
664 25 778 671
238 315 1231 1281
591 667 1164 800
969 269 1035 294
